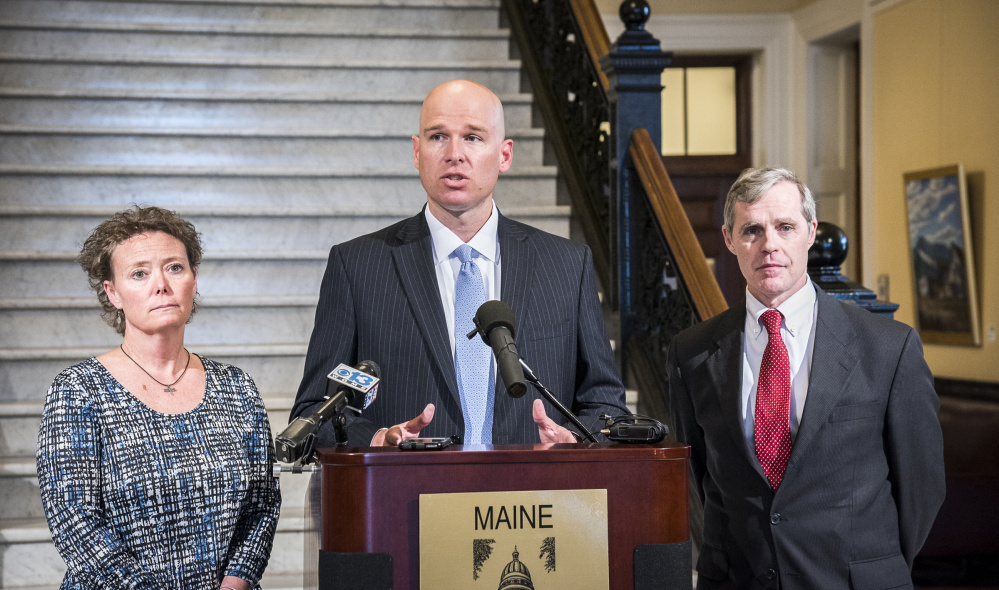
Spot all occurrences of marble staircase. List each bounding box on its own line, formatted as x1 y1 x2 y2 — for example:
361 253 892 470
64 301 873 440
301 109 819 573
0 0 563 587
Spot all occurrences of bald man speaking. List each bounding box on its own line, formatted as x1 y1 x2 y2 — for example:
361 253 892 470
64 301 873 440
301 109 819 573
291 80 627 447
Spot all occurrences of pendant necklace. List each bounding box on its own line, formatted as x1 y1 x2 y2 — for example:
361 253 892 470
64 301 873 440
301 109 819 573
120 345 191 393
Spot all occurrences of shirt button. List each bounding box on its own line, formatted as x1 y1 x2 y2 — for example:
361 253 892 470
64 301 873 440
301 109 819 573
770 512 781 525
767 568 777 580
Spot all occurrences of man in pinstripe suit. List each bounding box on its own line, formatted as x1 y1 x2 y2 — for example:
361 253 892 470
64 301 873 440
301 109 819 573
292 80 627 447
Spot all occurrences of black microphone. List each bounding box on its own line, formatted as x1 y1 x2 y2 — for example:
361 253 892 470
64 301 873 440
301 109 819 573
275 360 380 463
467 300 527 398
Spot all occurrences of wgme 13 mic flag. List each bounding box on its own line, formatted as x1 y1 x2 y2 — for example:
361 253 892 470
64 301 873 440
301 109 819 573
275 360 380 464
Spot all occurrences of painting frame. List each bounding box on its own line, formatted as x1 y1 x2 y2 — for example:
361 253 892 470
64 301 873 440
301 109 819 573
903 164 980 346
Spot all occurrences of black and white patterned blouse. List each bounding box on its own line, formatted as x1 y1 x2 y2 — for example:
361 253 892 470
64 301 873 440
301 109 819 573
36 356 281 590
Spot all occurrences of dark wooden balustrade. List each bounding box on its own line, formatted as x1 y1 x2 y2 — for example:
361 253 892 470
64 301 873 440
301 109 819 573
625 128 727 420
502 0 614 287
503 0 723 423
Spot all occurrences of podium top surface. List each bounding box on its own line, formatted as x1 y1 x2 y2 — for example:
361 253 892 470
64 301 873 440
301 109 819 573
317 441 690 466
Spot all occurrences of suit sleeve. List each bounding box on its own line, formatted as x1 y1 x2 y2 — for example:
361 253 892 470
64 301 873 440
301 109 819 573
667 335 708 505
292 246 382 447
570 246 628 432
884 327 945 567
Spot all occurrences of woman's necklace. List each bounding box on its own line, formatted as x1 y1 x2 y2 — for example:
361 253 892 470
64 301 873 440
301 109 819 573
120 345 191 393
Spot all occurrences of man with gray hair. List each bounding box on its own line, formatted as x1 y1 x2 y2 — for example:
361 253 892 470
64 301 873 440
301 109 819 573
668 167 944 588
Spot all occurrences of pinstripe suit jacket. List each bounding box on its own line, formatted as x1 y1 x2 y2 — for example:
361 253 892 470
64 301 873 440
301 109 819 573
292 209 627 446
668 286 945 590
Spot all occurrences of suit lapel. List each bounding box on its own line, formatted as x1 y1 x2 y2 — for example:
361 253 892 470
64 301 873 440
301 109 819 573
497 215 533 335
491 215 535 439
704 306 767 478
390 211 461 405
785 288 858 473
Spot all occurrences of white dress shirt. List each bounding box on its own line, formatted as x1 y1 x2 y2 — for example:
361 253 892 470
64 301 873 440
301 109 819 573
424 204 501 354
740 281 818 448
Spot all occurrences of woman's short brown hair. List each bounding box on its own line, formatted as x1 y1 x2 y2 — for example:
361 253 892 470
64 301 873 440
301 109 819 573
77 206 203 335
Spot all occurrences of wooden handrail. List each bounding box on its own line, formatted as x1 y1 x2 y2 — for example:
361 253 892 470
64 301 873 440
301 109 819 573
567 0 611 90
629 128 728 321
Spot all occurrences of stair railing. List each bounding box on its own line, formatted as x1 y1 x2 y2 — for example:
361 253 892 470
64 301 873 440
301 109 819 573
502 0 614 287
503 0 726 420
626 128 727 418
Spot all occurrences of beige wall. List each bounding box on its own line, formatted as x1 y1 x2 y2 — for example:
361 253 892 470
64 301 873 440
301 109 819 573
872 0 999 381
595 0 816 16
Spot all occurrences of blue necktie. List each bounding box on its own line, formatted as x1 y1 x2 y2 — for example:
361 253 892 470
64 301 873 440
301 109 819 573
453 244 494 444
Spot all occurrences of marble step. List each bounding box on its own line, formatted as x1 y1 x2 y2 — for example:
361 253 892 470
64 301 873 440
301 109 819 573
0 402 40 456
0 0 503 30
0 257 329 299
0 456 42 520
0 512 311 588
0 403 310 520
0 205 569 252
0 165 558 210
0 88 536 130
0 345 308 403
0 394 294 457
0 53 522 94
0 303 319 350
0 126 546 168
0 21 511 62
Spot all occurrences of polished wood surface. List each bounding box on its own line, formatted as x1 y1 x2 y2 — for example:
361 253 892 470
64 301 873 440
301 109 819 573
318 442 690 590
630 128 729 321
567 0 611 89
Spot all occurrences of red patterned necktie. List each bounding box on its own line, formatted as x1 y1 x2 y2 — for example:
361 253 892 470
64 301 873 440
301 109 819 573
755 309 793 490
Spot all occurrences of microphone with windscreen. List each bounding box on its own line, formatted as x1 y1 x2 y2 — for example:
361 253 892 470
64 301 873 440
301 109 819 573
466 300 527 398
468 301 598 442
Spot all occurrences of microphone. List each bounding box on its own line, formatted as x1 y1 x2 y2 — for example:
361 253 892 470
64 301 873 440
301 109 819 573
467 300 527 398
275 360 380 463
468 301 596 441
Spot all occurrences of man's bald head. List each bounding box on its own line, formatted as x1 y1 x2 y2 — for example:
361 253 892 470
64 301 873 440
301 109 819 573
418 79 506 140
412 79 513 241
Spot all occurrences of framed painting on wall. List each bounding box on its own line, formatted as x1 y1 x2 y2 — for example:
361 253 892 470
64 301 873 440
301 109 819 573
903 164 980 346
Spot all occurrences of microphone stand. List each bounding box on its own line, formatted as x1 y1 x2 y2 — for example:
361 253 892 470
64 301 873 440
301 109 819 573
519 358 598 443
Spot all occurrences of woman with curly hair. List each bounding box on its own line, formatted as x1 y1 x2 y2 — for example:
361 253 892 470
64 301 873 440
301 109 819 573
36 205 281 590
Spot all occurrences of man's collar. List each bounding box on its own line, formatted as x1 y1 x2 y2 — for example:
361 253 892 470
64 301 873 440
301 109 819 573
745 280 816 337
425 202 500 265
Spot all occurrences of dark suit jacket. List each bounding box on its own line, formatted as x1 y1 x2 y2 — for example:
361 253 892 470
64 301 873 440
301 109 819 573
292 209 627 446
668 286 945 590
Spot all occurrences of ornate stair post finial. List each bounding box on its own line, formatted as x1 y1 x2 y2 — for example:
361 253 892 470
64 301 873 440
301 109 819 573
614 0 658 50
600 0 672 369
808 222 899 317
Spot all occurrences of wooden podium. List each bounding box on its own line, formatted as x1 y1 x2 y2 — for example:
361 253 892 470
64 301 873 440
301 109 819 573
304 442 691 590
